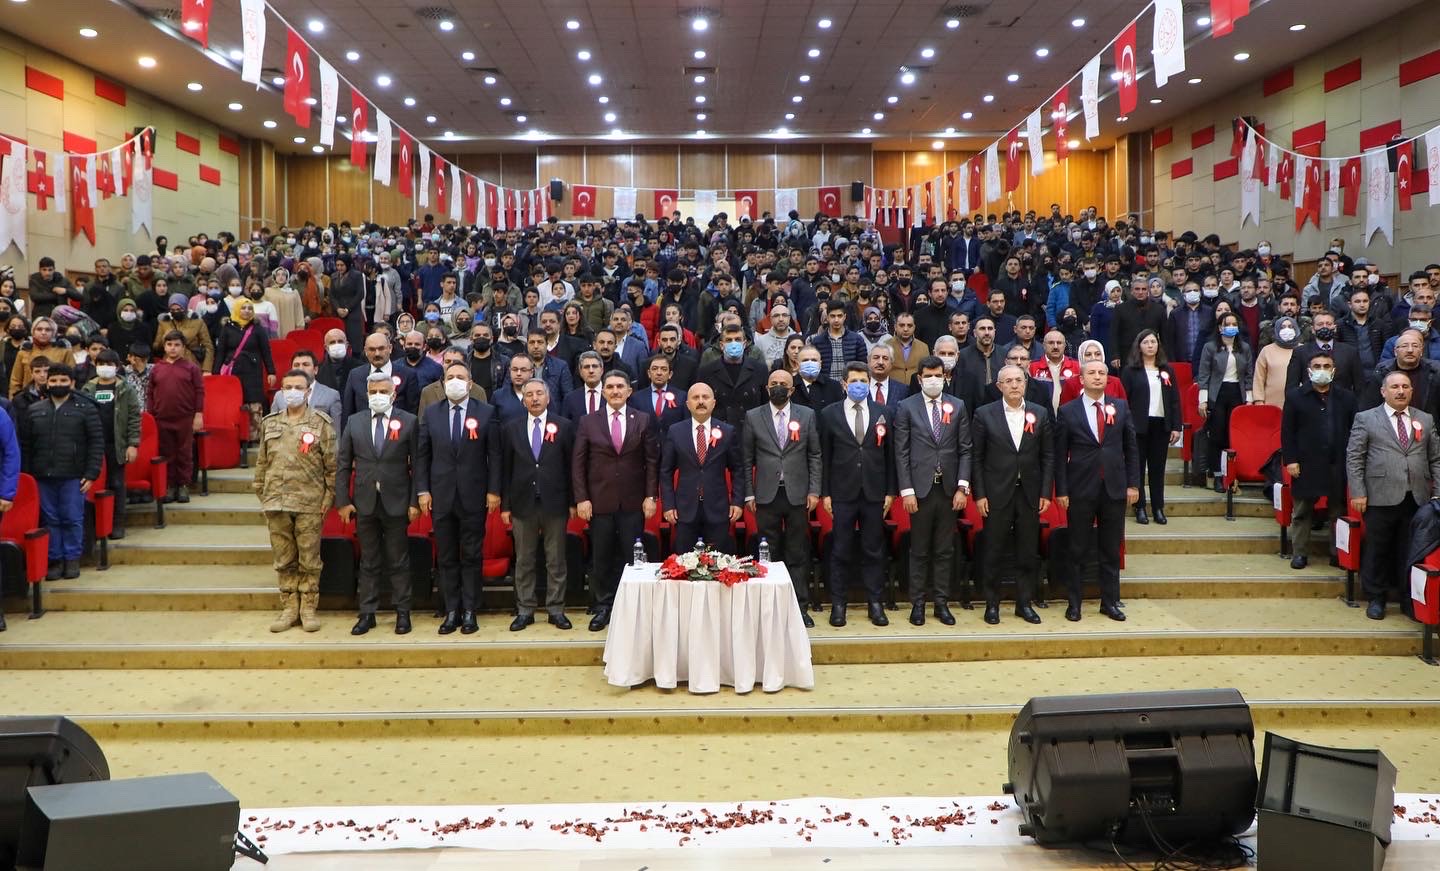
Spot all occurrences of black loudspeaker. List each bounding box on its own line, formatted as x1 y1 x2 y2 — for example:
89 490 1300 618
132 126 157 158
1004 688 1257 846
550 178 565 201
0 717 109 867
1256 734 1396 871
18 772 238 871
850 181 864 202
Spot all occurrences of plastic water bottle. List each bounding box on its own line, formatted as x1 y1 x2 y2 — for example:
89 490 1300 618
757 537 771 563
632 537 646 566
695 538 705 552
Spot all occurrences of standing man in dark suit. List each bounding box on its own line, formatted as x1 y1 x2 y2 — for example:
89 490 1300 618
867 344 908 414
742 369 822 628
895 356 972 627
660 383 744 553
1282 351 1358 570
1055 360 1140 623
417 361 501 635
500 378 575 631
336 372 420 636
342 332 420 429
697 321 768 429
572 369 659 631
629 355 687 436
654 324 698 392
560 351 607 421
1284 310 1362 396
971 364 1054 625
820 362 897 628
793 345 844 412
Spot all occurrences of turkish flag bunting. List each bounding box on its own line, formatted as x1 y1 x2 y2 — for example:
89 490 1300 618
28 150 52 210
432 156 448 215
283 28 311 127
118 145 132 196
1114 21 1138 115
96 150 115 199
1231 119 1246 158
1005 127 1022 192
1296 157 1322 230
462 174 479 225
483 181 499 228
923 180 935 223
734 190 758 220
571 184 597 217
817 186 841 216
349 89 368 169
504 188 517 228
862 185 874 221
968 160 984 210
1341 157 1362 216
653 189 678 218
397 130 414 199
1053 90 1071 161
1210 0 1251 38
945 171 957 218
181 0 211 47
69 156 94 244
1277 152 1294 200
1396 140 1415 211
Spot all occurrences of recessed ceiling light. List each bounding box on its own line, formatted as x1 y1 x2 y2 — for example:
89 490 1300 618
945 126 956 134
961 111 973 120
1234 52 1250 61
293 136 306 144
932 140 944 150
187 82 202 91
792 95 803 103
462 51 476 61
578 50 591 60
598 95 610 104
945 18 960 29
695 95 706 103
691 16 709 32
604 112 617 122
1289 23 1307 31
695 129 706 137
1035 47 1049 58
610 127 623 136
1071 17 1085 27
807 48 821 58
500 97 512 105
1188 77 1203 84
1110 70 1124 81
312 145 324 153
346 50 360 62
588 73 602 85
228 102 243 111
817 18 832 29
901 71 916 85
426 115 437 123
375 74 392 87
982 94 994 103
873 111 884 120
694 49 707 60
886 95 898 104
921 47 935 59
403 97 416 107
227 48 244 61
696 112 707 120
861 127 872 134
138 56 157 68
1116 115 1129 122
306 19 324 34
516 114 527 123
263 120 277 129
1149 97 1163 104
565 19 580 30
799 74 811 83
444 130 455 138
438 19 454 31
694 74 706 83
79 27 98 38
483 75 496 85
785 112 796 120
1196 16 1212 27
1006 72 1020 82
776 126 789 135
1067 138 1080 148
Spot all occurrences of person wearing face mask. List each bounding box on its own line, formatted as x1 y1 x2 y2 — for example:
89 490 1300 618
269 349 343 424
1197 312 1254 492
1285 311 1364 397
1381 301 1440 364
254 369 338 633
7 317 71 400
1166 281 1216 369
1068 257 1103 322
1280 352 1357 571
317 328 359 392
214 296 279 438
1338 287 1390 372
859 306 891 353
152 292 215 371
697 323 768 428
1253 316 1300 409
18 362 103 581
393 329 444 390
1110 277 1170 372
79 349 141 540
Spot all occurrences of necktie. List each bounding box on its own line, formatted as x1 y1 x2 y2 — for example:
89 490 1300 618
776 409 787 446
853 402 865 444
373 414 385 455
1397 411 1410 450
588 388 597 414
654 388 664 417
451 404 463 443
1095 400 1106 442
930 400 942 442
611 410 623 453
531 417 543 460
696 423 708 464
875 382 885 406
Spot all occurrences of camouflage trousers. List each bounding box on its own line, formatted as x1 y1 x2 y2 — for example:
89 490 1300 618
265 510 322 594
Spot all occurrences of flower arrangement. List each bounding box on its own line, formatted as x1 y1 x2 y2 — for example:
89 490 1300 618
657 546 768 587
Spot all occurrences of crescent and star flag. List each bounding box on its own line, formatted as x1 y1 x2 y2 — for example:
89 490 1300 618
1005 127 1022 193
431 155 447 215
29 149 53 210
1053 90 1070 160
862 185 874 221
1152 0 1186 88
945 171 957 218
734 190 757 221
96 150 115 199
1294 155 1320 230
653 189 678 218
504 187 518 227
968 159 983 212
818 186 841 216
283 28 310 127
181 0 211 47
1210 0 1251 38
349 89 368 169
70 155 94 244
462 174 479 225
1395 139 1415 211
397 130 414 198
484 181 499 228
1342 157 1362 216
571 184 597 217
1277 151 1293 200
1114 21 1138 115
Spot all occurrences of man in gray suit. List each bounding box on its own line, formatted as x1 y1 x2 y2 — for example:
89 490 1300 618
742 368 822 628
895 355 972 627
335 373 420 635
1346 369 1440 620
269 349 342 430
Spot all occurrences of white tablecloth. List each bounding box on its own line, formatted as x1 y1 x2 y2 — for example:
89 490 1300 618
602 562 815 694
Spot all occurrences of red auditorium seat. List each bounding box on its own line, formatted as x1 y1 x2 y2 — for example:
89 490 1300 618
196 374 247 494
1222 404 1282 520
0 474 52 618
125 413 169 528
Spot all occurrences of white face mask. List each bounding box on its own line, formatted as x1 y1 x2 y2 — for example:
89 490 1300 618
938 355 957 373
1367 273 1380 286
1278 327 1297 343
120 310 138 322
228 285 243 297
1257 245 1271 256
368 393 394 414
72 352 88 365
444 378 469 402
1202 287 1219 299
920 375 945 398
1183 290 1201 305
327 343 348 360
96 365 118 380
282 388 307 408
203 300 219 313
950 280 965 291
1084 269 1098 280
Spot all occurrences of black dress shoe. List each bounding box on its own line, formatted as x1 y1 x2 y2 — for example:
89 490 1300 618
548 613 573 630
829 603 847 627
395 611 412 634
45 561 61 581
351 613 376 636
438 611 461 634
1134 506 1149 525
934 602 956 626
909 604 925 626
800 610 814 629
62 559 80 579
1152 508 1167 525
1366 600 1386 620
1290 554 1308 570
461 610 479 634
1100 603 1127 622
983 603 1000 625
510 613 534 632
1065 603 1081 622
589 609 610 632
1329 556 1341 568
109 526 125 540
867 602 889 627
1213 477 1226 493
1015 604 1042 624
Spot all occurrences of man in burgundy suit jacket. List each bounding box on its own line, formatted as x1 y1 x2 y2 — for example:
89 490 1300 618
572 369 659 631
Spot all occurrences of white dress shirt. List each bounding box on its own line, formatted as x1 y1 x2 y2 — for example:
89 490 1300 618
1002 400 1027 449
847 399 868 441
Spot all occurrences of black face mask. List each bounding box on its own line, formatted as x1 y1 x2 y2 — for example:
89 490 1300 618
865 320 882 333
1062 316 1078 329
768 385 790 406
472 338 492 353
404 348 424 362
1314 327 1336 341
426 337 445 350
8 328 25 339
502 327 517 338
46 384 70 399
455 319 472 332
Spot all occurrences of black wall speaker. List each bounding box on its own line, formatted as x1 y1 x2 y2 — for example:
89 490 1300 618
550 178 565 201
132 126 157 159
850 181 864 202
0 716 109 868
1004 688 1257 846
1256 733 1396 871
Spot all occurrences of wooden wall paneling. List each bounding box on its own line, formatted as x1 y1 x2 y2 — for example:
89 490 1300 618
776 145 821 215
632 145 680 197
283 155 328 226
261 141 280 230
726 145 777 214
680 146 727 192
872 151 906 189
1027 151 1067 214
1065 151 1108 218
326 157 373 227
587 148 631 220
822 143 871 188
499 153 537 190
372 167 414 226
455 153 503 184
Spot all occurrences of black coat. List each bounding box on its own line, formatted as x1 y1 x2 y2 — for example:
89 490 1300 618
1109 299 1170 366
19 393 104 481
1280 384 1358 501
1054 395 1141 502
212 319 276 405
970 399 1054 510
819 399 896 502
499 413 575 518
792 376 844 414
1285 341 1363 397
335 408 419 517
1118 365 1182 435
415 397 502 518
697 357 768 429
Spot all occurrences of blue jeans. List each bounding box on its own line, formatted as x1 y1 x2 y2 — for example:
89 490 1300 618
37 477 84 561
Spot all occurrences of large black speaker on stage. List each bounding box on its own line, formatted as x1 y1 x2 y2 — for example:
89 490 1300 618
1004 688 1257 846
550 178 565 201
1256 734 1396 871
850 181 864 202
17 772 239 871
0 717 109 866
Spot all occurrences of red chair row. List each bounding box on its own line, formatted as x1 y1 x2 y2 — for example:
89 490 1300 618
196 374 248 494
126 413 169 528
0 474 52 619
1223 404 1282 520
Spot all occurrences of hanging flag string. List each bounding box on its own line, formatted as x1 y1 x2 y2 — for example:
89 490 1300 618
0 126 154 160
1237 118 1440 163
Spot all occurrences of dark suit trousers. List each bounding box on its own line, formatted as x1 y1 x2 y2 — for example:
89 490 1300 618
980 497 1039 605
829 499 885 603
591 510 643 609
356 509 412 613
672 509 733 556
511 512 567 615
754 486 811 604
909 487 957 603
1136 419 1170 510
1362 494 1418 602
1065 496 1125 607
432 509 484 612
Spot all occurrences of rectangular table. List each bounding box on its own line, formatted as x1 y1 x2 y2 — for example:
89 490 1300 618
602 562 815 694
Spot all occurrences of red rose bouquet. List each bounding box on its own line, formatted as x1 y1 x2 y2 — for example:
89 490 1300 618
657 545 768 587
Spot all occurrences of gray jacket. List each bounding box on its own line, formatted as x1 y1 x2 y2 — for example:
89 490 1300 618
894 392 972 500
1196 341 1255 404
269 381 342 427
741 402 821 506
1346 405 1440 507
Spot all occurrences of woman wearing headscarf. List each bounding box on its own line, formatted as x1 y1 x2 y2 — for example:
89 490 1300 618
1252 315 1298 409
262 267 304 337
328 253 366 350
213 298 277 438
1058 339 1127 405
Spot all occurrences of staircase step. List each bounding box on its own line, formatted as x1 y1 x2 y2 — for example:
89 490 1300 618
1123 514 1316 554
107 524 273 565
126 493 265 526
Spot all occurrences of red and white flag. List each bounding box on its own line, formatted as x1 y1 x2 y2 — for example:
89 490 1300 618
818 186 841 216
734 190 758 221
1395 139 1415 211
944 171 957 218
1152 0 1186 88
1341 157 1361 217
862 185 874 222
1277 152 1293 200
0 140 26 255
1294 155 1320 230
283 27 310 127
349 89 368 169
1005 127 1022 192
1210 0 1251 38
504 188 518 228
481 181 497 228
968 160 983 213
239 0 265 85
431 156 447 215
1114 21 1138 115
397 130 414 199
28 149 53 210
96 149 116 199
654 189 678 219
181 0 211 47
1053 90 1070 160
572 184 596 217
69 155 94 244
462 174 479 225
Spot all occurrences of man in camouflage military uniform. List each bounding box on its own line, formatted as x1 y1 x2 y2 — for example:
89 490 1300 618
254 369 337 632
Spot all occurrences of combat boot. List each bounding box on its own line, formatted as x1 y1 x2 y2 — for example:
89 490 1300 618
270 592 299 632
299 592 321 632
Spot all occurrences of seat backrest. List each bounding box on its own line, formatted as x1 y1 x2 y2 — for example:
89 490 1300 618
1229 404 1282 479
483 509 513 559
287 330 324 356
136 412 158 465
1170 362 1194 398
1181 382 1203 427
407 512 433 538
886 496 911 534
309 317 345 337
269 339 301 375
0 474 39 540
202 374 246 432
